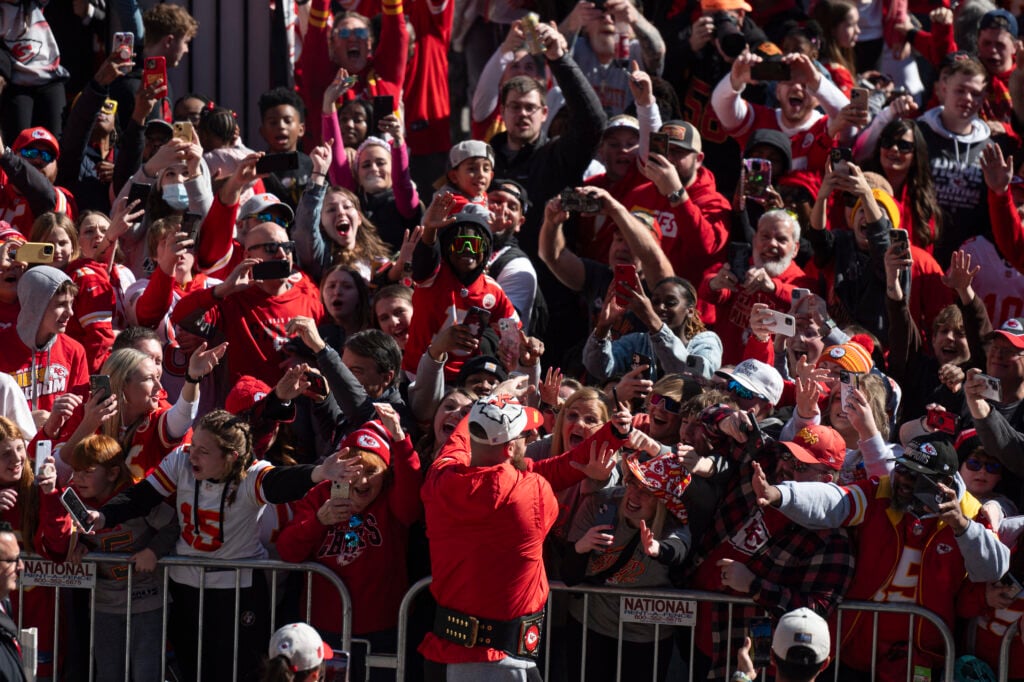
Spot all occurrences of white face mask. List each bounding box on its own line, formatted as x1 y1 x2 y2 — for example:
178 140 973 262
162 183 189 211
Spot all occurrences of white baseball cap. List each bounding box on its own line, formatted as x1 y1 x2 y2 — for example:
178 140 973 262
449 140 495 169
268 623 333 672
715 359 783 405
468 393 544 445
772 608 831 665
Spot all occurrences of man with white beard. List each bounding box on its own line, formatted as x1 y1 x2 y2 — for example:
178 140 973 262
699 210 816 364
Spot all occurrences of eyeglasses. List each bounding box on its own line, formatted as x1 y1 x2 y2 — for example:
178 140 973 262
649 393 682 414
19 148 55 163
778 450 810 472
727 379 766 402
880 138 914 154
451 235 483 255
334 26 369 39
964 457 1002 474
246 241 296 255
248 212 290 228
504 101 542 116
344 514 364 549
986 344 1024 360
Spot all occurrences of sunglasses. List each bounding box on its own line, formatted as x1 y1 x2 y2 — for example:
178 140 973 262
251 212 290 228
727 379 766 402
334 27 369 39
649 393 682 414
964 457 1002 474
246 241 296 255
344 514 364 549
19 148 55 163
880 138 914 153
452 235 483 255
779 450 810 472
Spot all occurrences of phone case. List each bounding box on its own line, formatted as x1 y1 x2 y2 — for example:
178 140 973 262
60 488 95 533
12 242 55 264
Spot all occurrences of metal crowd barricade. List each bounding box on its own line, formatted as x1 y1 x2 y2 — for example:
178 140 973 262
394 578 957 682
12 552 352 682
999 620 1020 682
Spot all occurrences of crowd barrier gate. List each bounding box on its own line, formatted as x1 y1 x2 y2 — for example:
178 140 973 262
12 553 352 682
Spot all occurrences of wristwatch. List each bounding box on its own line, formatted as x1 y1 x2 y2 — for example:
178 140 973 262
666 187 686 204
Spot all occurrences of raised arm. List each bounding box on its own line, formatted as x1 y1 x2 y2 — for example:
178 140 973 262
538 195 586 292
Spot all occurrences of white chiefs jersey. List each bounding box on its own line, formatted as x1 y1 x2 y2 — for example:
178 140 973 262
148 446 273 588
960 236 1024 325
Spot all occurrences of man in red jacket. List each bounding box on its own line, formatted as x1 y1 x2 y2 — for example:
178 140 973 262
420 390 629 680
621 120 730 308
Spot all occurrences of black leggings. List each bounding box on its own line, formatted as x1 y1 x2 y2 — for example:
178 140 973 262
168 575 271 681
0 79 66 140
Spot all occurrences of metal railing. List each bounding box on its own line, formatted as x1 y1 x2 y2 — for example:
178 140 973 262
12 553 352 682
999 620 1020 682
395 578 957 682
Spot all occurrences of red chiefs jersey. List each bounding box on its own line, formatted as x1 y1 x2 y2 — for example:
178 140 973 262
728 105 834 174
170 274 324 386
401 265 519 380
0 182 76 236
0 333 89 412
67 257 119 373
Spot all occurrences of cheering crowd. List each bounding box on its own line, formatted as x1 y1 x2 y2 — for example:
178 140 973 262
5 0 1024 680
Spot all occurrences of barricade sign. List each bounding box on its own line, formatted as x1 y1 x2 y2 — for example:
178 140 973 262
619 595 697 626
20 559 97 588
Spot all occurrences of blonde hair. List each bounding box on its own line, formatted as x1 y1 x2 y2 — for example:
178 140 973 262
550 388 610 454
0 417 38 552
99 348 156 450
30 212 80 263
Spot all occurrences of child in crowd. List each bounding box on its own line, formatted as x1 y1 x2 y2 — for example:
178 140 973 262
435 140 495 212
257 87 313 210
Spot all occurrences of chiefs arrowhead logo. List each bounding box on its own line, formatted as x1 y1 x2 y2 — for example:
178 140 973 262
10 40 42 64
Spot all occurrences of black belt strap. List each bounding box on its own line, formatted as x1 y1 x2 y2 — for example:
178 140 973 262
434 606 545 658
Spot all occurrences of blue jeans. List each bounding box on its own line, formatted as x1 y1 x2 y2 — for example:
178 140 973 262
93 609 164 682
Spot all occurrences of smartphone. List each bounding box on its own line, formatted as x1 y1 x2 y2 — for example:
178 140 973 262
35 440 52 476
251 259 292 280
593 499 617 530
128 182 151 207
143 56 167 89
181 212 202 245
792 287 810 302
762 309 796 337
751 61 791 82
649 132 670 158
749 617 773 667
839 370 862 411
830 147 853 175
631 353 654 381
889 228 909 253
371 95 395 136
323 650 351 682
331 480 350 500
743 158 772 198
926 408 958 436
727 242 752 282
113 31 134 62
12 242 55 264
60 487 95 533
999 573 1024 600
850 87 870 111
255 151 300 175
559 188 603 213
978 373 1002 402
172 121 194 143
305 371 328 397
684 354 707 378
613 263 638 306
462 306 492 339
912 474 946 515
89 374 112 401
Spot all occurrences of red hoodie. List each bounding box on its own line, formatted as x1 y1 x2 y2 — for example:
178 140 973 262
67 257 119 373
621 165 730 317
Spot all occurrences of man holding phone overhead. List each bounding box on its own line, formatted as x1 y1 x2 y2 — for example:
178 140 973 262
296 0 408 148
108 4 199 131
755 433 1009 681
171 221 323 386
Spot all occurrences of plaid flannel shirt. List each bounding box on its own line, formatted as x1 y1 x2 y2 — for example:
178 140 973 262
688 406 856 679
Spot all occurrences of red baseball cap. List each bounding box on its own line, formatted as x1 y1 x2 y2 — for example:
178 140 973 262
781 424 846 471
987 317 1024 350
225 375 271 415
11 127 60 160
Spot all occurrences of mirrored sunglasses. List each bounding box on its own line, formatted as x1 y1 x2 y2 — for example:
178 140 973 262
452 235 483 255
964 458 1002 474
19 148 55 163
649 393 682 414
335 27 370 39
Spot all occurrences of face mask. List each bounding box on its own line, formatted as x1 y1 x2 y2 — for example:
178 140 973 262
162 183 189 211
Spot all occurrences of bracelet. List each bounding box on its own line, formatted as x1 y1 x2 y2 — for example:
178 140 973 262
732 672 754 682
185 373 202 384
312 171 327 177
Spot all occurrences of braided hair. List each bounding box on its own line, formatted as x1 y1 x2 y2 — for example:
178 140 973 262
196 410 254 505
